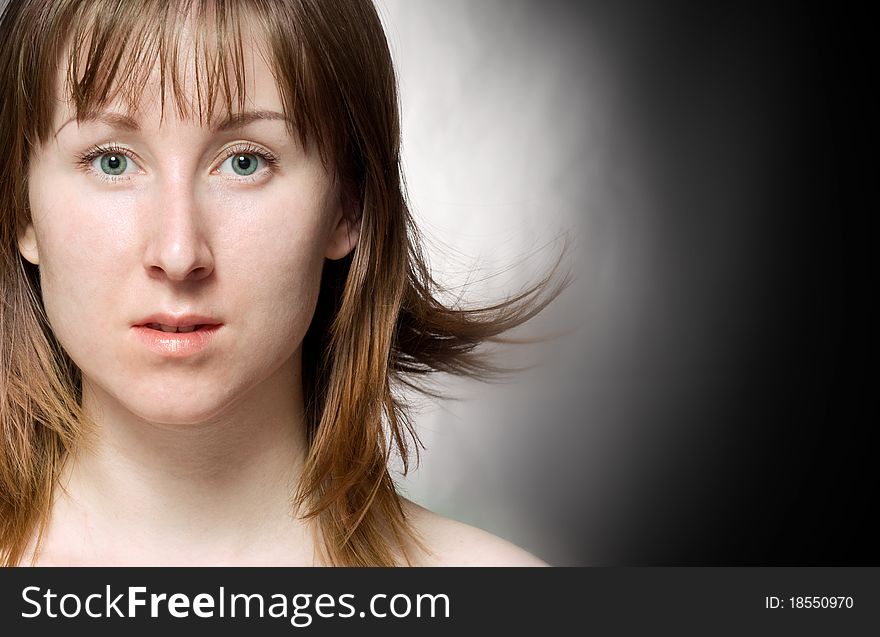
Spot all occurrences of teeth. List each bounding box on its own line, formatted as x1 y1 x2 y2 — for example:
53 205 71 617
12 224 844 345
145 323 199 333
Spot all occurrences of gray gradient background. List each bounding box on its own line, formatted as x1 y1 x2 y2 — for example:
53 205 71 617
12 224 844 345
381 0 631 566
378 1 871 565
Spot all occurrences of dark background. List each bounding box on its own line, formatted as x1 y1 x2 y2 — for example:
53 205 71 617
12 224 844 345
573 0 873 564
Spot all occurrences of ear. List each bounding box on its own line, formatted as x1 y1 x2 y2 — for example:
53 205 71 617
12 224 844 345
324 199 361 261
17 222 40 265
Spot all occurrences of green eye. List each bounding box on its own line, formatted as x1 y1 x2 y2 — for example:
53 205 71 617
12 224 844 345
217 145 276 179
230 153 259 176
100 153 128 175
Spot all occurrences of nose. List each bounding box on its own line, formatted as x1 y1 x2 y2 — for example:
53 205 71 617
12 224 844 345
143 178 215 282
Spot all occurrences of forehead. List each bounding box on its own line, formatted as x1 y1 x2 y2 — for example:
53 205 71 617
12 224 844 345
57 2 282 130
56 49 283 133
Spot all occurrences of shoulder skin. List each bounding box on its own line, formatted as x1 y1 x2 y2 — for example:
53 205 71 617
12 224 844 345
400 498 549 567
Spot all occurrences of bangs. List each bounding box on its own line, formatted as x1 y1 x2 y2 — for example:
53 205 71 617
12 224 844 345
41 0 336 163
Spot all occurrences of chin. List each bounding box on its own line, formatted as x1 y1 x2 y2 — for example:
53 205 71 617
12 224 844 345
111 380 239 427
83 365 266 427
126 399 232 427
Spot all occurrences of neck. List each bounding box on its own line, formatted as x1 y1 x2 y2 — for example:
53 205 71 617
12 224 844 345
32 351 317 566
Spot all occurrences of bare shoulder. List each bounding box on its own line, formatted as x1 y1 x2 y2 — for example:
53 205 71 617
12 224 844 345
400 498 549 567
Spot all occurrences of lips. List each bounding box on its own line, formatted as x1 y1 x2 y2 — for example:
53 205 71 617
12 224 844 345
132 313 223 356
132 323 222 357
144 323 207 333
134 313 221 329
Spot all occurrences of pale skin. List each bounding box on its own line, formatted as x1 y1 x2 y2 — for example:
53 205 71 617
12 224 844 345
17 27 546 567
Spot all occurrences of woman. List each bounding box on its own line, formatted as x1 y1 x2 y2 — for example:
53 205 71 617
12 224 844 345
0 0 566 566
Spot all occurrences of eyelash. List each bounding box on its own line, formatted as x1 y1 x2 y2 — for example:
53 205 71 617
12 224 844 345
75 142 280 184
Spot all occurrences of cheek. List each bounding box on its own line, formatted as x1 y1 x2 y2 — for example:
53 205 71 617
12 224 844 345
232 203 331 345
29 182 136 343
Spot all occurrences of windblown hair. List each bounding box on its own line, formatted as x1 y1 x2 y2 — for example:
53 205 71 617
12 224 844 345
0 0 568 566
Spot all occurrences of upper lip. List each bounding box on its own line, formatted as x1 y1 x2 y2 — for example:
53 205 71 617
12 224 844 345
133 313 222 328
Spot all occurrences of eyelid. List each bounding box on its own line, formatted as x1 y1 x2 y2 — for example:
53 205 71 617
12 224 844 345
76 143 142 183
214 142 280 180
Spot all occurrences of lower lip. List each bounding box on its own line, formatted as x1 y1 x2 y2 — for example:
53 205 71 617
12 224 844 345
131 325 222 357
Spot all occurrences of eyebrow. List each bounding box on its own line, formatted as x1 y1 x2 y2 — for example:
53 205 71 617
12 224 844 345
215 110 291 132
55 112 140 136
54 109 291 137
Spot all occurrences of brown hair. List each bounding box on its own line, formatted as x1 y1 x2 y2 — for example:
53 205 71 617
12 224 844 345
0 0 570 566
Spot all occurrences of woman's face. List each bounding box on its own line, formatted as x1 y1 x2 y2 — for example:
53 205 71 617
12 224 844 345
20 36 358 425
